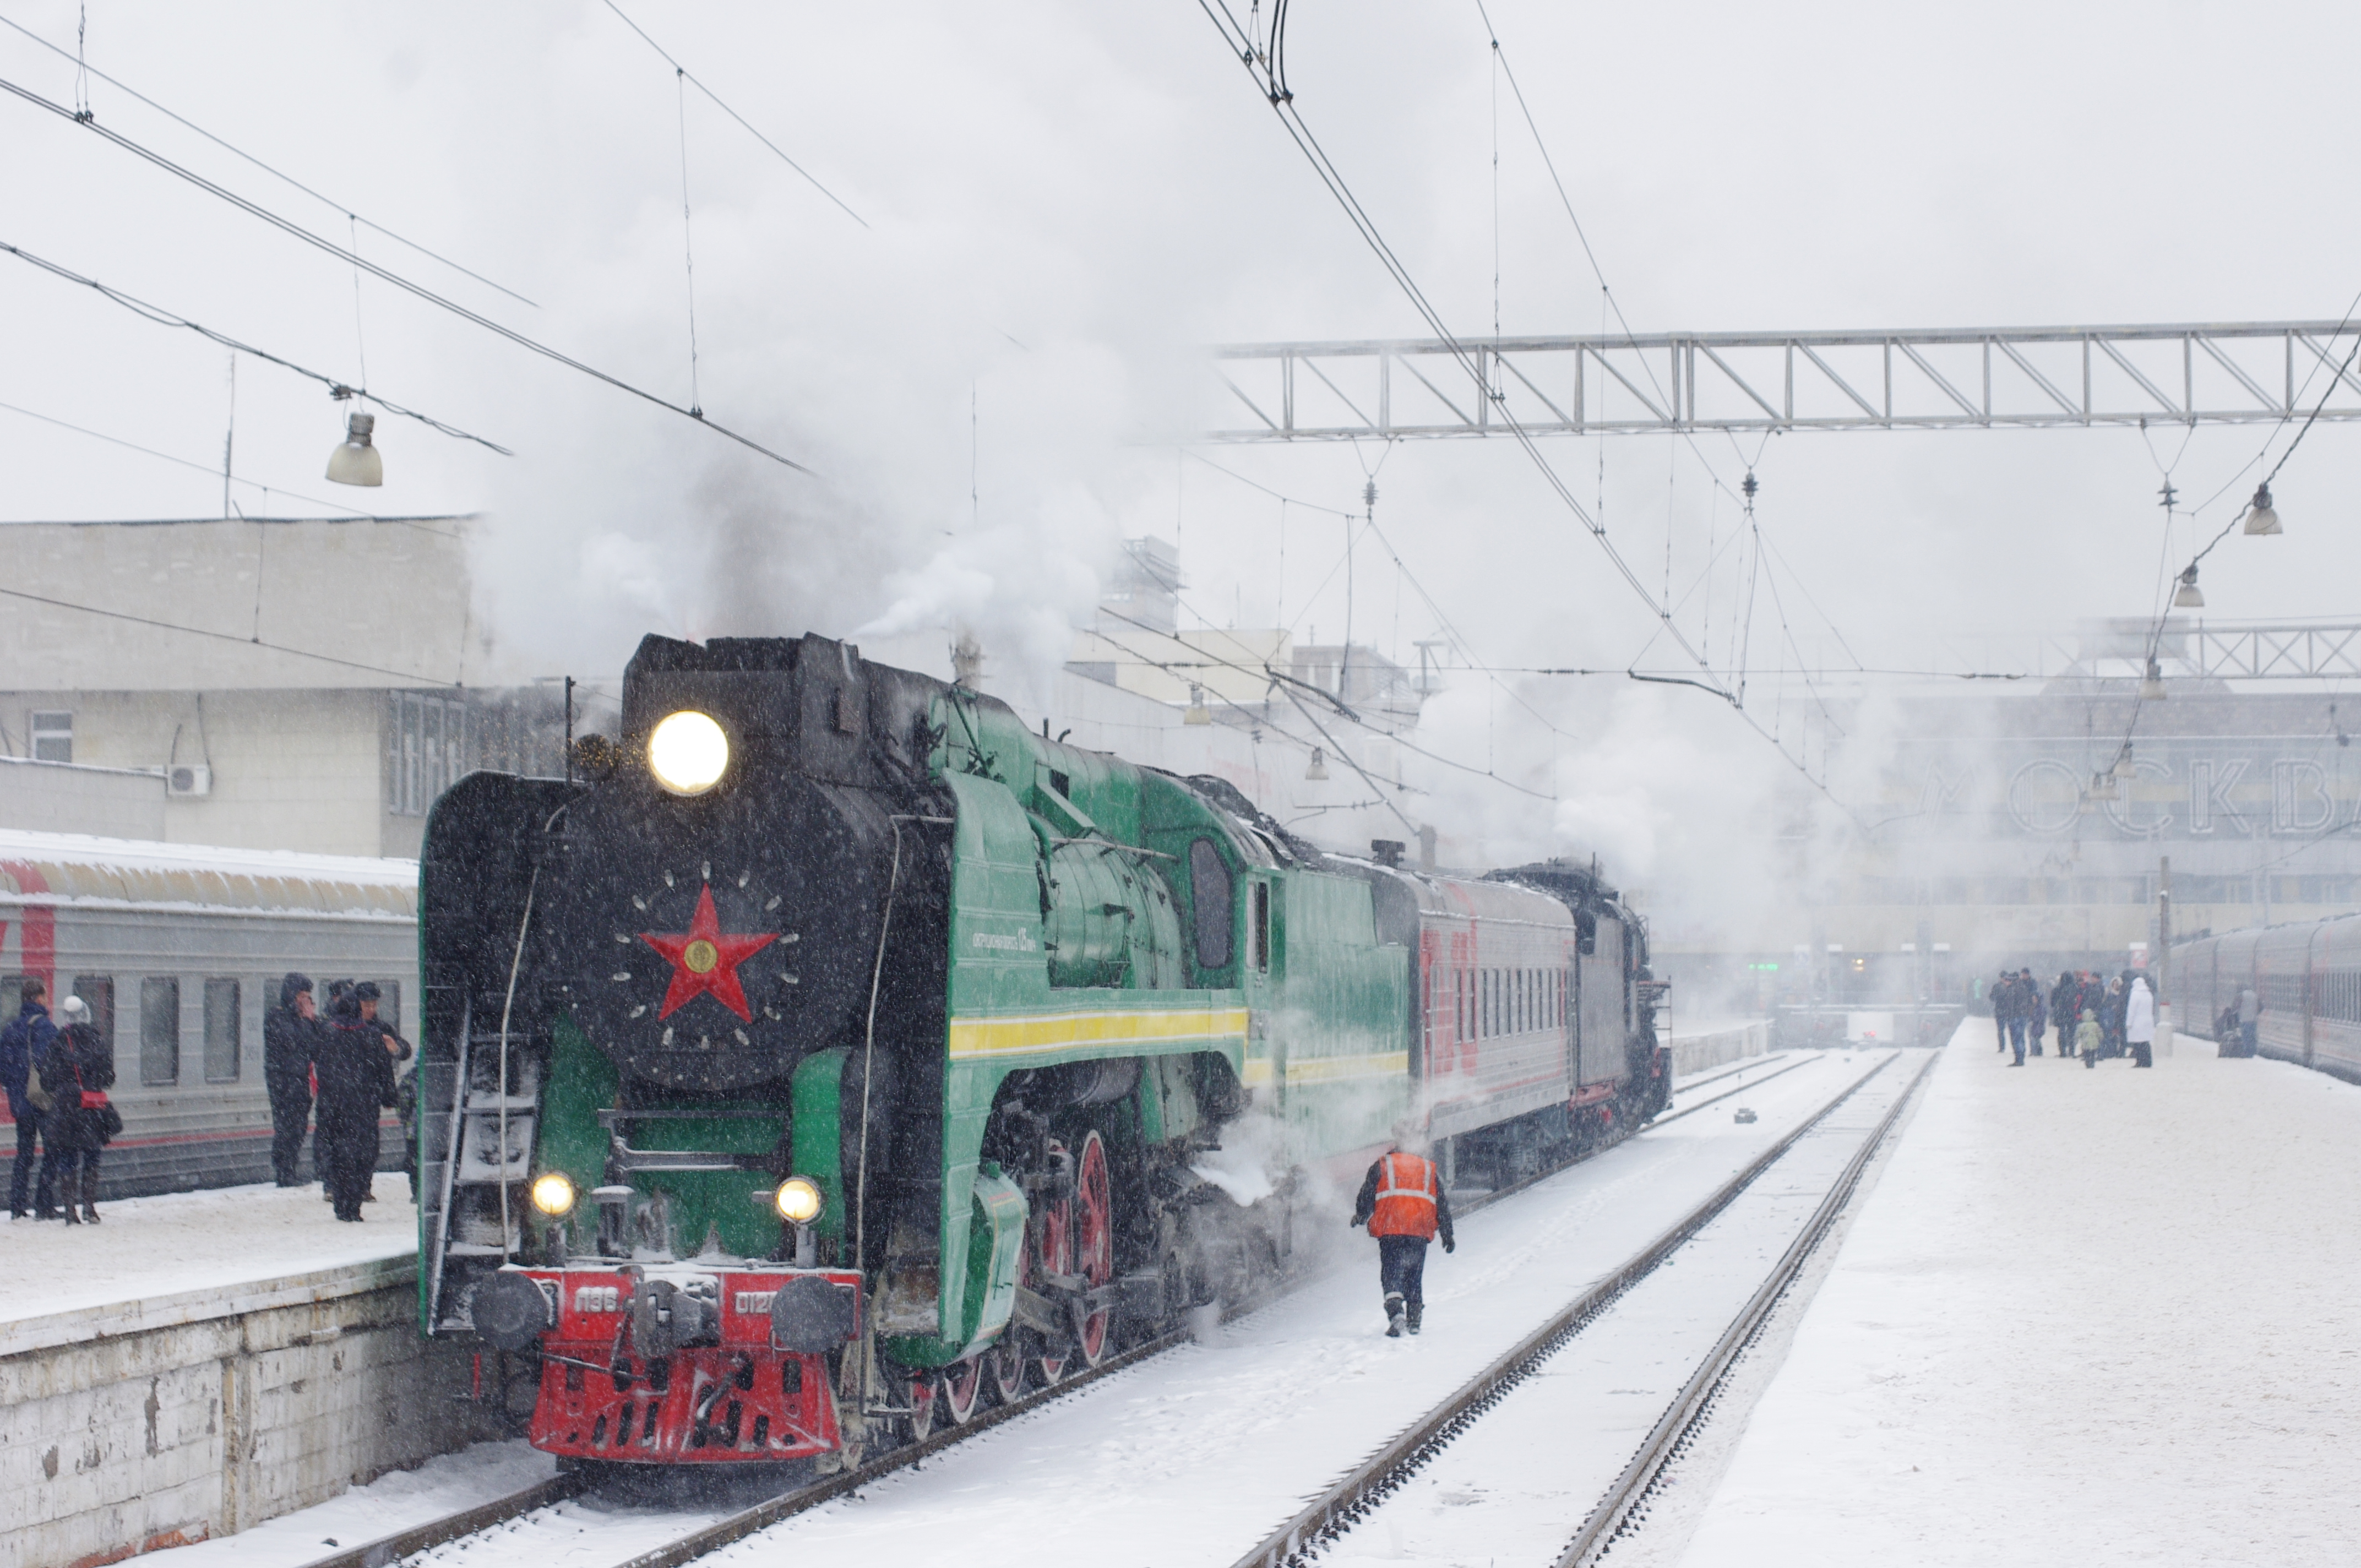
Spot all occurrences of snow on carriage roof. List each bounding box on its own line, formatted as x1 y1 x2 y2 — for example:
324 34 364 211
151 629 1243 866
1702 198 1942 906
0 827 416 918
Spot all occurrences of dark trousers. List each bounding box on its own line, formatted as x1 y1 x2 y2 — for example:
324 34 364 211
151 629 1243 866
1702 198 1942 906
267 1074 313 1186
1378 1234 1429 1309
2240 1021 2259 1057
318 1113 378 1218
2130 1039 2153 1068
11 1105 55 1213
2008 1018 2028 1064
44 1145 97 1206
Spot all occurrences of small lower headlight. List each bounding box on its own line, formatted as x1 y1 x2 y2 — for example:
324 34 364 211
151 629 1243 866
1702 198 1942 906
530 1172 578 1216
774 1175 823 1224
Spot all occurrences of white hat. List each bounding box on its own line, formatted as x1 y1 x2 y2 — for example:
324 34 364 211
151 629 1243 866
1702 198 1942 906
58 995 90 1022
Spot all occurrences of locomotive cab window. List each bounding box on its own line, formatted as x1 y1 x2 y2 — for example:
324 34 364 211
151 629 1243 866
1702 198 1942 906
1189 838 1234 972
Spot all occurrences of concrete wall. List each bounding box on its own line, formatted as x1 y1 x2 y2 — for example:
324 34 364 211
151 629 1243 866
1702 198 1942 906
0 758 165 840
1665 1020 1770 1077
0 1260 497 1568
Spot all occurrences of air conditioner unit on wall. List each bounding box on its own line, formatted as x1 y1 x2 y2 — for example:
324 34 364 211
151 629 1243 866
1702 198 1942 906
168 765 211 798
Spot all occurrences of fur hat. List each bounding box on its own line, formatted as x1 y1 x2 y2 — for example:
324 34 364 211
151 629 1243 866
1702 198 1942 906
58 995 90 1023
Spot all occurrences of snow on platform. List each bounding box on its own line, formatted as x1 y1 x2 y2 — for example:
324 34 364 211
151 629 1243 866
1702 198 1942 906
0 1174 414 1352
1661 1023 2361 1567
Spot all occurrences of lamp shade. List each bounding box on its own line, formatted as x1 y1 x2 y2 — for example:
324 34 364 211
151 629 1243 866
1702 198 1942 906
325 411 383 487
2139 658 2167 701
2173 565 2205 608
1306 747 1330 781
2243 482 2280 535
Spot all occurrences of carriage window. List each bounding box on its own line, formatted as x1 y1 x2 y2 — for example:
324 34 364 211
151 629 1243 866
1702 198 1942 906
1188 839 1234 971
141 977 181 1086
379 980 402 1036
203 978 241 1082
0 975 22 1015
72 976 115 1052
1251 884 1270 973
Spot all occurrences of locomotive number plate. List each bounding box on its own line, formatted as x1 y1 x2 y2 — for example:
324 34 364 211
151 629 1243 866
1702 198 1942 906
574 1286 622 1313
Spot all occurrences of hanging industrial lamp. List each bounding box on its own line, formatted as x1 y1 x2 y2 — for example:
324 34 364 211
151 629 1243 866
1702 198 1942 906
1305 746 1330 781
2139 658 2168 701
2087 770 2119 803
1183 684 1212 726
2173 564 2205 608
325 411 383 487
2243 481 2281 535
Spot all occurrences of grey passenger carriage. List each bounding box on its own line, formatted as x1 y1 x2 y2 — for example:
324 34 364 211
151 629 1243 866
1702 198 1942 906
0 829 420 1197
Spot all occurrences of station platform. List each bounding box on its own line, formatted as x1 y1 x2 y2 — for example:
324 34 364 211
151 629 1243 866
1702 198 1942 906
1653 1021 2361 1567
0 1177 498 1568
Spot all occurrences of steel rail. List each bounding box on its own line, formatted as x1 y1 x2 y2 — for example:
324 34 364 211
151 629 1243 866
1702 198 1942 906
1222 1050 1915 1568
1555 1047 1939 1566
292 1055 1837 1568
1647 1054 1815 1126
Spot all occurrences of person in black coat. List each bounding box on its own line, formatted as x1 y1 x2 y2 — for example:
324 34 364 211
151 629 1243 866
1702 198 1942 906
37 999 115 1225
263 973 322 1186
353 982 417 1201
2 979 61 1219
314 990 395 1221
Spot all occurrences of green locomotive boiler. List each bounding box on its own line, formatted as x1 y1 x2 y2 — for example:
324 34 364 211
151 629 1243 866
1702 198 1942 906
418 632 1664 1464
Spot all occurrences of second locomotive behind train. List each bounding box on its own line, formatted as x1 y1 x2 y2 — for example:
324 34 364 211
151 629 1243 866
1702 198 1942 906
420 632 1666 1465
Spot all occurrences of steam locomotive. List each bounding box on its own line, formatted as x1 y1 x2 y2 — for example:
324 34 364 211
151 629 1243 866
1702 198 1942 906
418 632 1666 1467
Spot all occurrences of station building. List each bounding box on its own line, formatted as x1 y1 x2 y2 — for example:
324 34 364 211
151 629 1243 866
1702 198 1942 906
0 515 567 857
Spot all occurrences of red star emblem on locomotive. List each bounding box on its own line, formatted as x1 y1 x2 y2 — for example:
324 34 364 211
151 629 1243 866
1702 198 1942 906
639 884 777 1021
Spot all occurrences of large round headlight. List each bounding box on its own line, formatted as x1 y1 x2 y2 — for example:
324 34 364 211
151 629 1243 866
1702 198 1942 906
530 1172 578 1216
648 710 730 795
774 1176 824 1224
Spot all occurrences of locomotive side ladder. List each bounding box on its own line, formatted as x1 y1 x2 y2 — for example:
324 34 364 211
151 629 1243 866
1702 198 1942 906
423 994 544 1333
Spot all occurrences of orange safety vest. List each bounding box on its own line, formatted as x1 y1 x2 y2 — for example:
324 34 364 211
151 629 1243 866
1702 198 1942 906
1368 1150 1441 1239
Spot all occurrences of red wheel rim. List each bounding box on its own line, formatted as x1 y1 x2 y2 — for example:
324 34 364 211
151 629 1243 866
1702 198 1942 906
939 1357 984 1424
986 1336 1027 1404
1073 1130 1114 1366
1033 1140 1075 1385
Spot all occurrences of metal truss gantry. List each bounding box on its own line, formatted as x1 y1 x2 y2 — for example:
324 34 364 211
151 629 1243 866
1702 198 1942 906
1903 619 2361 686
1209 322 2361 442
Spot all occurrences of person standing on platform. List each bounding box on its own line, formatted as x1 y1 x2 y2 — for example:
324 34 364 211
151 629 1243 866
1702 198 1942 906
264 974 321 1187
2076 1007 2102 1066
39 997 115 1224
314 989 394 1222
353 983 416 1202
2237 984 2261 1057
2 979 61 1219
2052 972 2078 1060
2102 976 2128 1058
1992 971 2014 1053
2125 974 2156 1068
2025 970 2048 1057
1350 1121 1456 1337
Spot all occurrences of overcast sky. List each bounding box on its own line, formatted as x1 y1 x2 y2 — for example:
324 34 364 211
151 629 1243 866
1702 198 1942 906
6 1 2359 878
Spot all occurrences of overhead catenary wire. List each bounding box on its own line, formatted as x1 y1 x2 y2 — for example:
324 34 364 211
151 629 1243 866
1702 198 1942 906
599 0 869 231
0 395 440 522
1193 3 1859 820
0 9 539 308
0 582 461 685
0 238 509 453
0 73 813 475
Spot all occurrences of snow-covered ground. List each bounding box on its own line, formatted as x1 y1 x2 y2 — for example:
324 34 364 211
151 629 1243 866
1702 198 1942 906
1315 1054 1924 1567
159 1441 558 1568
377 1049 1887 1568
1645 1023 2361 1567
0 1173 414 1329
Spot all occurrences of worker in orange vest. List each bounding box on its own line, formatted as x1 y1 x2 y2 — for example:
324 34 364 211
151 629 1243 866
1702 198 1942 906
1349 1120 1455 1336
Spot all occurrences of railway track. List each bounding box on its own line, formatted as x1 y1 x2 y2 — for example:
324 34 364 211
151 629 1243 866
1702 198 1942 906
1232 1046 1939 1568
297 1048 1892 1568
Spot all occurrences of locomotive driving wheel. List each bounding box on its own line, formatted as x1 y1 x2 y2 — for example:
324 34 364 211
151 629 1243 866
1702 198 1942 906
939 1355 985 1425
984 1336 1027 1405
1072 1129 1115 1368
1031 1140 1076 1387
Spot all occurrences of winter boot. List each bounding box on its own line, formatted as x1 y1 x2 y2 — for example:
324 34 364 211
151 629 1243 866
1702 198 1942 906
61 1188 80 1226
1384 1292 1406 1338
80 1169 99 1224
1405 1302 1423 1336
